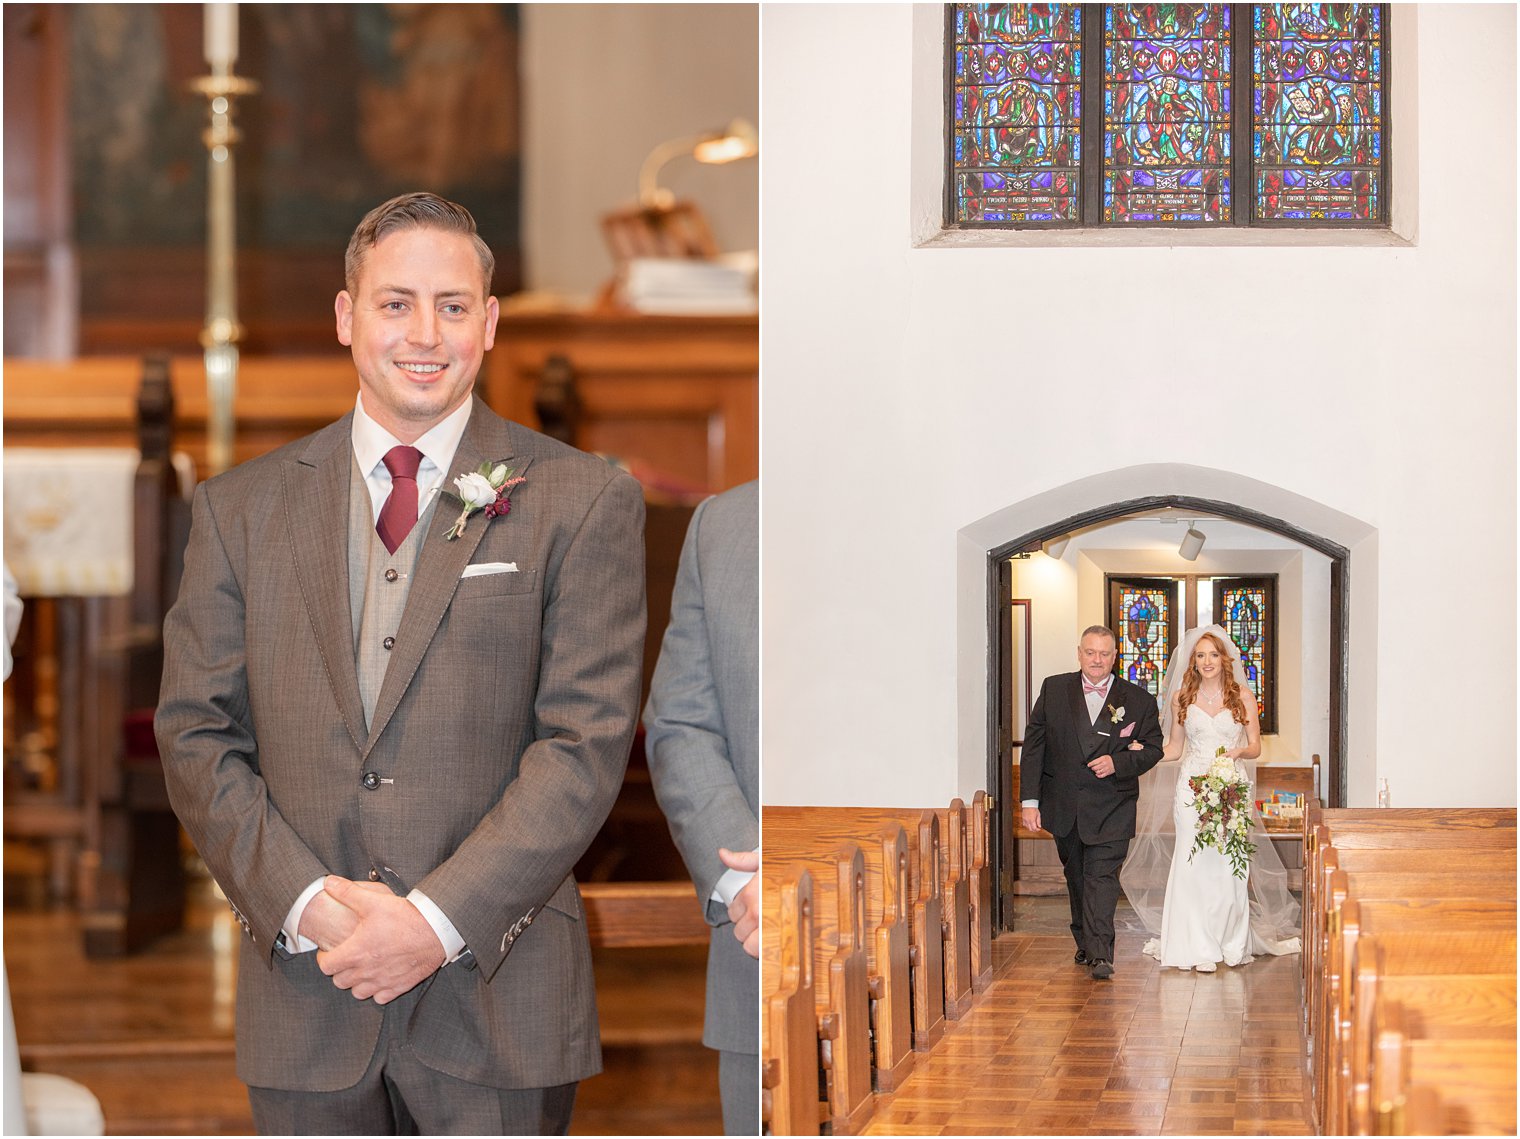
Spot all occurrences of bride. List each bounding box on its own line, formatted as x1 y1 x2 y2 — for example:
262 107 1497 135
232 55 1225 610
1120 624 1301 971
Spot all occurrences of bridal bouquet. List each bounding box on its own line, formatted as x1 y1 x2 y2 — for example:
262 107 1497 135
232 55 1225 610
1185 747 1257 879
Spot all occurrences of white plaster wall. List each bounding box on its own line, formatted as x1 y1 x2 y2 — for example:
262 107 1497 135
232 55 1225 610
761 4 1516 809
520 4 759 298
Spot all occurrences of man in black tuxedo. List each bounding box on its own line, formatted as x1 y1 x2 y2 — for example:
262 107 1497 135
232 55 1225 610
1020 625 1164 980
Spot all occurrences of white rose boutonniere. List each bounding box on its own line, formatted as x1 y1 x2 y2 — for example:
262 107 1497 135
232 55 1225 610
1108 704 1126 724
444 461 525 541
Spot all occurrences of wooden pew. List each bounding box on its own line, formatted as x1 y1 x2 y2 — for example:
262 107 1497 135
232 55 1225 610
762 867 821 1136
937 799 973 1019
1313 864 1517 1127
754 839 873 1135
1301 809 1516 1044
1316 844 1517 1058
762 813 915 1092
967 790 994 993
766 807 948 1053
1343 918 1507 1131
1371 998 1517 1136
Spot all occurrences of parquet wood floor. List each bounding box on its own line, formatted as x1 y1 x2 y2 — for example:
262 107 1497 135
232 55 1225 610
4 875 722 1135
864 899 1313 1137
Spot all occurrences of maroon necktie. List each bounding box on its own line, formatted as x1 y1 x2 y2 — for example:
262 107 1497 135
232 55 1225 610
376 445 423 554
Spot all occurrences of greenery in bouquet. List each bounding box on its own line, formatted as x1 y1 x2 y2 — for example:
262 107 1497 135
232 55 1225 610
1185 746 1257 879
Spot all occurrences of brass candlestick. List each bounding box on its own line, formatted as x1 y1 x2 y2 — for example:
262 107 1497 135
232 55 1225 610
190 40 258 476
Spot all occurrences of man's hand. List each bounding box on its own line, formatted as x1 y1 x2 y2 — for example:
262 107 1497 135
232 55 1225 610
718 848 759 959
1088 755 1116 778
296 879 391 950
1021 806 1042 833
315 876 446 1004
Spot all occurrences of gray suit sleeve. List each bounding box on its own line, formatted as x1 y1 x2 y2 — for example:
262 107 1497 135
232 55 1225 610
155 484 329 958
643 495 759 924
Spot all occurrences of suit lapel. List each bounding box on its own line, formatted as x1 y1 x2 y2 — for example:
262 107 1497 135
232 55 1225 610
362 404 533 755
284 417 368 752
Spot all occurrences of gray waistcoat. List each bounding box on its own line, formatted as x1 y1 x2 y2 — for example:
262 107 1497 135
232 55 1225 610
348 454 437 729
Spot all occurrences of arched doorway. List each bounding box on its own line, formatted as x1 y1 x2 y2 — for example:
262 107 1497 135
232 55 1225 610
954 465 1375 933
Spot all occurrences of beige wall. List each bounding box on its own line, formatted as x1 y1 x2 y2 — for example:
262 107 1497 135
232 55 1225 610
520 4 759 298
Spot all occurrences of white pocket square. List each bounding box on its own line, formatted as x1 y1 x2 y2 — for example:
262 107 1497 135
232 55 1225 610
461 562 518 578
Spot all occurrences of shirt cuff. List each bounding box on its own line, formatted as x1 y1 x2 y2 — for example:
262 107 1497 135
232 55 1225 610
408 889 468 963
1021 799 1039 807
709 847 760 907
281 877 327 953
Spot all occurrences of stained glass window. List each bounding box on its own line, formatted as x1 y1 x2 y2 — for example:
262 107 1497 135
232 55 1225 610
950 4 1084 222
1253 4 1384 221
946 4 1388 227
1216 576 1278 732
1106 577 1179 699
1104 4 1232 223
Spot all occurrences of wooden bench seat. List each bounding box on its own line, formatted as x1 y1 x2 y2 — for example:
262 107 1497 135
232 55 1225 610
756 842 873 1135
761 867 820 1136
763 815 915 1093
767 807 949 1052
1371 1000 1517 1136
1332 923 1517 1135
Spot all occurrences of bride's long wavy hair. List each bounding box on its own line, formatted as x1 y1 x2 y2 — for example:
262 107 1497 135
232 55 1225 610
1176 631 1249 726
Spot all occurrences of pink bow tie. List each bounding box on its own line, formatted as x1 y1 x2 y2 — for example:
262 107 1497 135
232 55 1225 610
1083 680 1108 695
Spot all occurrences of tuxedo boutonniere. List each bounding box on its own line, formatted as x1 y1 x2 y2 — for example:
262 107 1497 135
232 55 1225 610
1108 704 1125 724
444 462 525 541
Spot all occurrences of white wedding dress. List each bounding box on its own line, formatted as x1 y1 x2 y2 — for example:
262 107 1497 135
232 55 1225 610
1141 704 1303 969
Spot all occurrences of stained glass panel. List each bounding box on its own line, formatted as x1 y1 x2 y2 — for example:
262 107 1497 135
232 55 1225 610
1220 584 1269 723
952 4 1084 223
1118 585 1172 698
1103 4 1232 223
1253 4 1384 220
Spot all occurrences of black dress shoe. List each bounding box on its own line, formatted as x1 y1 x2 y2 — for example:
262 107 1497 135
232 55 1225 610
1073 948 1091 966
1090 958 1114 980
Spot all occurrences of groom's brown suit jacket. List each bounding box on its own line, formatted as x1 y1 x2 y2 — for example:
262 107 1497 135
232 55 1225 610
155 398 645 1092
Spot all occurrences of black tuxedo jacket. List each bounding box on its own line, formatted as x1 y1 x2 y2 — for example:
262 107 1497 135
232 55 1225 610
1021 672 1164 845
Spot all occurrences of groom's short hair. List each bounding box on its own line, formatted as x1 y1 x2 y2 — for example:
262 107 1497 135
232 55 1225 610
1080 624 1117 645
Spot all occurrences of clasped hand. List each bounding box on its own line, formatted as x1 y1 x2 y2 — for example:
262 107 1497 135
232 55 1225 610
298 876 446 1005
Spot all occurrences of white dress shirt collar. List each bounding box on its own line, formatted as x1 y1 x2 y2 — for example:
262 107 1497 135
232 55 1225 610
351 394 474 481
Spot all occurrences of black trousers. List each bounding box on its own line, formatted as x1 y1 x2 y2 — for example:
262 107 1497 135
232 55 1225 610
1053 829 1129 963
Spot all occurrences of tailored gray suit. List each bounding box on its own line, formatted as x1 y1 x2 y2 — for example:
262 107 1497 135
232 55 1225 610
643 481 759 1134
156 398 645 1099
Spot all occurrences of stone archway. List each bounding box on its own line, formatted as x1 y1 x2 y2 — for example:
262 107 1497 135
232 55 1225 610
953 464 1377 931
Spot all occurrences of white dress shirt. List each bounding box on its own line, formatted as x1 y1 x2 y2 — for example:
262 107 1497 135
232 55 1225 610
280 394 473 961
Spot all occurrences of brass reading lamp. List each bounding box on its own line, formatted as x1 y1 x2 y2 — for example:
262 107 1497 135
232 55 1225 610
601 118 758 272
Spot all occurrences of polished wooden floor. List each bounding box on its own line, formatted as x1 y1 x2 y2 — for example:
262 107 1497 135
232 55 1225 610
864 898 1314 1137
4 871 722 1135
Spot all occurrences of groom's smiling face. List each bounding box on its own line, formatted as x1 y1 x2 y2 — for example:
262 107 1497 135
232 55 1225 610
1077 632 1117 685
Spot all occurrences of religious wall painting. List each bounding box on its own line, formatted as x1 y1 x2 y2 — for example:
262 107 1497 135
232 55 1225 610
65 4 522 350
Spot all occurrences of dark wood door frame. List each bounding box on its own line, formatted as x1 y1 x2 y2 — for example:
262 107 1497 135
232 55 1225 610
985 495 1350 933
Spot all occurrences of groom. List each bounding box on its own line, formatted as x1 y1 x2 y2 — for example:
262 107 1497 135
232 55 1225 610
156 192 644 1132
1020 625 1163 979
